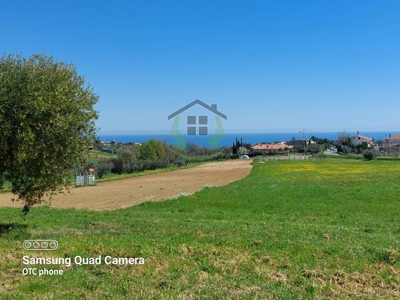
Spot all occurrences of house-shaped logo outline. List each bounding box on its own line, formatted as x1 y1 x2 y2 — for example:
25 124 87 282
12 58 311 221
168 99 227 149
168 99 227 136
168 99 227 121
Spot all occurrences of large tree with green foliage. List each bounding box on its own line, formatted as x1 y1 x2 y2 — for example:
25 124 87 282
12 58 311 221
0 53 99 211
139 139 165 161
335 132 353 154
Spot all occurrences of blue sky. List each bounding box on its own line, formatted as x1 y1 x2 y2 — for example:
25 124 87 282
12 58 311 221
2 0 399 134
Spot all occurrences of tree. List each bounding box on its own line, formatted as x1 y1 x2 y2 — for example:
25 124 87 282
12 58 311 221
162 142 175 165
117 147 139 173
0 53 99 211
335 132 353 154
184 142 199 155
363 150 377 161
95 159 113 179
110 157 124 174
139 139 165 161
149 139 165 161
307 143 321 154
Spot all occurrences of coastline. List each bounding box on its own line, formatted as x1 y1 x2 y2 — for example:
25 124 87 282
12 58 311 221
98 131 399 148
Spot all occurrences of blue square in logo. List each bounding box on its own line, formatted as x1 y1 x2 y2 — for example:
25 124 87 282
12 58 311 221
199 116 208 125
187 127 196 135
199 127 208 135
187 116 196 125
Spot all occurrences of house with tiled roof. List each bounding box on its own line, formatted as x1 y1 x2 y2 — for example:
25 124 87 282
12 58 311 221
250 143 293 154
385 134 400 147
351 132 374 147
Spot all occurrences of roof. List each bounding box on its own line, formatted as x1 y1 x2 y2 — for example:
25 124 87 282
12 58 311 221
386 134 400 140
251 143 293 150
168 99 227 120
387 143 400 147
353 134 373 141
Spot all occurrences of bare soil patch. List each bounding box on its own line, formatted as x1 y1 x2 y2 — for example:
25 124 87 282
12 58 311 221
0 160 252 211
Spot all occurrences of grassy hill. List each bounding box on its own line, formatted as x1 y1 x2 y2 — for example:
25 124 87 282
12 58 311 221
1 159 399 299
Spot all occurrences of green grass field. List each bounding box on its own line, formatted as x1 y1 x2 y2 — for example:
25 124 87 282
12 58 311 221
1 159 399 299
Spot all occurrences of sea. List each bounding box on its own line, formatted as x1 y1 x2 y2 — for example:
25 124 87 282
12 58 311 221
98 131 398 148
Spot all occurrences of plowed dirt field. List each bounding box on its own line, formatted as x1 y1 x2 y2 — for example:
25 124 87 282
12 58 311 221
0 160 252 211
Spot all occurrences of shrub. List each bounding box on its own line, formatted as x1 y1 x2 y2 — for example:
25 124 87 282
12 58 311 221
95 159 113 179
110 158 124 174
363 150 377 161
174 158 186 167
338 145 353 154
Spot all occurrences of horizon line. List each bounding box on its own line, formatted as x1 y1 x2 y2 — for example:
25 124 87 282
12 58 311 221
97 130 400 136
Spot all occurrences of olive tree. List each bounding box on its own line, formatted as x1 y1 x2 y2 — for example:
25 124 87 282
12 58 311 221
335 132 353 154
0 53 99 211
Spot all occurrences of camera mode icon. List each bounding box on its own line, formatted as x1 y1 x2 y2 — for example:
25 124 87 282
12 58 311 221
23 240 58 250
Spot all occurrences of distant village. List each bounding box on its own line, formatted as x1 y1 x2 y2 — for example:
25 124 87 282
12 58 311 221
249 132 400 156
98 98 399 158
98 131 400 157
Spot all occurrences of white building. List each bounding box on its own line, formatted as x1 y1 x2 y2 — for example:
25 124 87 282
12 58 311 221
351 132 374 147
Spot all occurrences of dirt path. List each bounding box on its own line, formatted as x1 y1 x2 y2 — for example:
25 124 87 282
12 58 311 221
0 160 252 211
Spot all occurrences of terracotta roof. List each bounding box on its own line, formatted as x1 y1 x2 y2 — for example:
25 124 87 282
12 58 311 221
386 134 400 140
251 144 293 150
353 134 373 141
